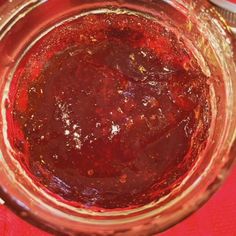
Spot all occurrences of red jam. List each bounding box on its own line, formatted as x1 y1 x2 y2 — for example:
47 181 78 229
7 12 211 210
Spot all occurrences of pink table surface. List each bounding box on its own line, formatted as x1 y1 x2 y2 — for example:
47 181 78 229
0 166 236 236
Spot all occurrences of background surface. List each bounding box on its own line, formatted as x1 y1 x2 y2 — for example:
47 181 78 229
1 166 236 236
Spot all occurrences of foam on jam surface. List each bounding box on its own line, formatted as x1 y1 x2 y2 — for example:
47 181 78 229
7 12 211 209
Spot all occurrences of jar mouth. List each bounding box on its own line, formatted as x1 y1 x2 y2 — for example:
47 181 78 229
0 0 235 235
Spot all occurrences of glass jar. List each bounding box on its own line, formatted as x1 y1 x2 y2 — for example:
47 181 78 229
210 0 236 34
0 0 235 235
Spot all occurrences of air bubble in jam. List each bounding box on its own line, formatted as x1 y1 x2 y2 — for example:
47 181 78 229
7 12 211 210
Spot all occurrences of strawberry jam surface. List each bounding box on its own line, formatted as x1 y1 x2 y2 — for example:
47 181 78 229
7 12 211 210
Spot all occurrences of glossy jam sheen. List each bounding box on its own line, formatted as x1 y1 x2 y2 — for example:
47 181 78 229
7 12 211 210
